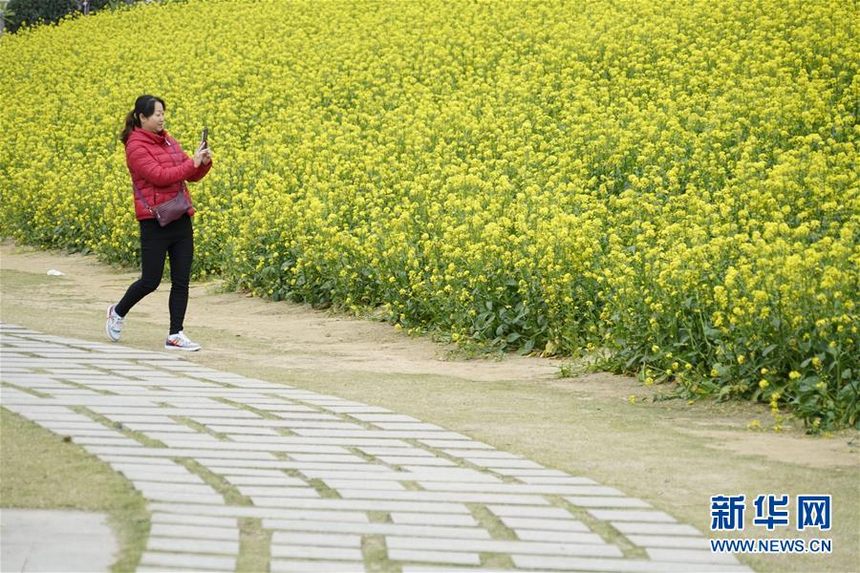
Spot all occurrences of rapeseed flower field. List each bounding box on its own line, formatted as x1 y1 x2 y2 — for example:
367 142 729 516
0 0 857 428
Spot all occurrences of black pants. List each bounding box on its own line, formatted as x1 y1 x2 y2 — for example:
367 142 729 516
115 215 193 335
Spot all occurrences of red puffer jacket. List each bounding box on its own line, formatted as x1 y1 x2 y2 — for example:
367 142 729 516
126 127 212 221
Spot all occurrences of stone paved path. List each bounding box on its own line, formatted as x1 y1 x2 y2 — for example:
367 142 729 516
0 323 751 572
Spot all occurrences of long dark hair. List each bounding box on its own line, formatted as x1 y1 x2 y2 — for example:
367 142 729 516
119 95 166 146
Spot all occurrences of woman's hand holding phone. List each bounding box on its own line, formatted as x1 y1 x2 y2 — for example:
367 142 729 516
193 140 211 167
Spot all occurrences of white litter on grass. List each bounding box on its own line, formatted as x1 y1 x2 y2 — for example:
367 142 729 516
46 269 65 276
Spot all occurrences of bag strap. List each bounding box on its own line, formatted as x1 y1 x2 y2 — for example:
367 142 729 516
131 181 154 215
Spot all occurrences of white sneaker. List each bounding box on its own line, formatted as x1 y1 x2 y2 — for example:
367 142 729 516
106 305 124 342
165 331 201 351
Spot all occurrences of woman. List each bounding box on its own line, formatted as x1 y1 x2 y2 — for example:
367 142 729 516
106 94 212 351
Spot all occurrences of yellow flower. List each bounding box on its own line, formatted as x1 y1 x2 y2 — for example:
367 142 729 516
0 0 855 431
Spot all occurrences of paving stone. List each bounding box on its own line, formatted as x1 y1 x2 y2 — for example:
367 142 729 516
387 549 481 566
90 407 260 418
44 429 124 438
270 560 366 572
0 507 119 573
150 513 238 528
421 483 623 496
141 491 227 504
323 480 407 491
611 522 701 536
140 551 236 571
149 435 225 444
270 545 363 560
377 456 457 466
500 517 590 532
164 497 471 514
390 512 478 526
372 422 446 431
296 398 360 406
236 486 320 498
588 510 677 523
195 418 339 428
17 413 92 423
442 449 521 459
337 490 552 505
298 470 496 483
83 446 280 460
194 459 391 471
326 406 394 414
149 502 377 521
566 496 651 508
358 447 435 457
349 414 420 422
488 505 575 519
95 415 185 424
289 453 368 463
511 555 751 572
241 399 307 406
129 481 218 495
385 536 621 557
116 470 206 484
627 535 710 549
515 528 607 543
398 468 504 482
224 475 307 487
416 440 492 450
263 519 491 539
400 568 487 573
123 422 200 436
100 455 180 466
199 440 354 454
244 403 321 411
69 436 143 446
41 389 104 397
146 537 239 554
464 458 544 469
1 405 73 414
271 532 362 547
294 429 468 440
518 476 598 485
205 467 299 477
646 548 739 564
207 425 282 436
493 469 570 477
150 524 240 541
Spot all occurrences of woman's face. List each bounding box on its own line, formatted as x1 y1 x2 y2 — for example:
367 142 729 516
139 102 165 133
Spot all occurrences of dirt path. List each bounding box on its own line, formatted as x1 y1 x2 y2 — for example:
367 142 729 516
0 242 557 383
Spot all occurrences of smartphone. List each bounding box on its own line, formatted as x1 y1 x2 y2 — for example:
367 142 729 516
201 126 209 148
